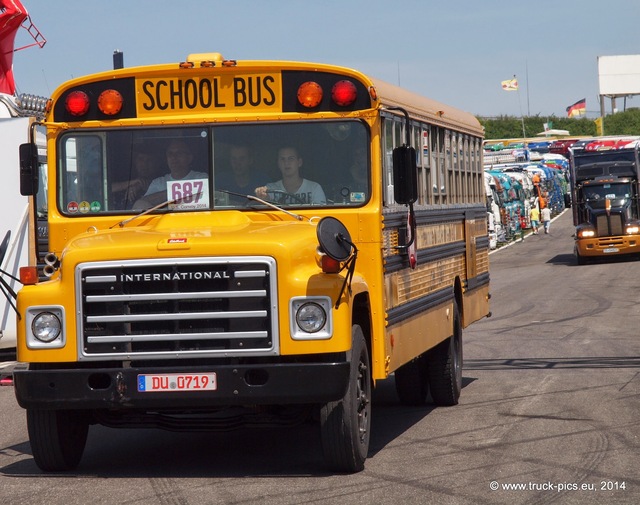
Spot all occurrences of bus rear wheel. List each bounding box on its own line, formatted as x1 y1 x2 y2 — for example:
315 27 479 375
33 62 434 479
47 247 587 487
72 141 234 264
394 356 428 406
27 409 89 471
320 324 371 473
426 301 462 406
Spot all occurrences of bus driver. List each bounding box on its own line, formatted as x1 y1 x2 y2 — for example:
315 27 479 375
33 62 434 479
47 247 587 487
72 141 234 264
133 139 207 208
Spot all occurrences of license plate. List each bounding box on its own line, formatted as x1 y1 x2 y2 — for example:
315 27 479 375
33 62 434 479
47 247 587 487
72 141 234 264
137 373 217 392
603 247 619 253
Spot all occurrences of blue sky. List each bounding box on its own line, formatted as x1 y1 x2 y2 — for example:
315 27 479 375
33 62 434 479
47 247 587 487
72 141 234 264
10 0 640 119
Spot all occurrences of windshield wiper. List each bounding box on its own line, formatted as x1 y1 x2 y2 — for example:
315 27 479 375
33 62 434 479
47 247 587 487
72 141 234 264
112 189 305 228
218 189 304 221
111 192 204 228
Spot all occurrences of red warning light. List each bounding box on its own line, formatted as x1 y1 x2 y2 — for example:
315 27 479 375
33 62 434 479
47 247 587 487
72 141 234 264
331 80 357 107
65 90 90 116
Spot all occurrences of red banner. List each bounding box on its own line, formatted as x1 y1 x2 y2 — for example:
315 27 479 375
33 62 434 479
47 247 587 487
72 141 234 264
0 0 28 94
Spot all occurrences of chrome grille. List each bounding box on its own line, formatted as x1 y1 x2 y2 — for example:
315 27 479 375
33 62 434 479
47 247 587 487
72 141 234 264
596 214 623 237
76 257 278 360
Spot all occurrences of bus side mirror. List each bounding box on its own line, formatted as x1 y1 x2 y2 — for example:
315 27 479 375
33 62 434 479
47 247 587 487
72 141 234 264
19 143 39 196
392 145 417 204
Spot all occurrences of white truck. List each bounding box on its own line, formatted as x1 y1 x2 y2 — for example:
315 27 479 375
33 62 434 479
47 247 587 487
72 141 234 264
0 0 47 353
0 95 46 352
0 105 31 351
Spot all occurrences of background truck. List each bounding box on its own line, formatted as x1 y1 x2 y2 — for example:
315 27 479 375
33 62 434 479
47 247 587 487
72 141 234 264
0 0 47 354
570 145 640 264
0 98 47 354
0 112 31 353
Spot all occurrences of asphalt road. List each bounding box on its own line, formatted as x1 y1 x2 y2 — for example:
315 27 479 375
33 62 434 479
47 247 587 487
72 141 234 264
0 210 638 505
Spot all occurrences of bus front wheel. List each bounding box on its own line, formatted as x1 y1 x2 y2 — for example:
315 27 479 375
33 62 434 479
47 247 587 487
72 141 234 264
576 252 589 265
320 324 371 473
27 409 89 472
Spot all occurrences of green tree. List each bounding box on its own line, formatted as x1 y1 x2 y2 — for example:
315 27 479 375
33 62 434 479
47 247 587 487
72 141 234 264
479 109 640 140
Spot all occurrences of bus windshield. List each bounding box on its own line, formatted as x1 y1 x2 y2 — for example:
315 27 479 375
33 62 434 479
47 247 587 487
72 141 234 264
58 120 369 215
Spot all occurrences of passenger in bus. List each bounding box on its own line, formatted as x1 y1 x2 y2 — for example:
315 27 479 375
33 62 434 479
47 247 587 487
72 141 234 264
133 139 207 208
346 146 368 192
333 146 368 203
112 144 161 209
255 146 326 205
217 144 268 203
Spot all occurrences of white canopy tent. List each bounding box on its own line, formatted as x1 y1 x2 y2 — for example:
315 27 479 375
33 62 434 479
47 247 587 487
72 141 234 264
537 129 571 136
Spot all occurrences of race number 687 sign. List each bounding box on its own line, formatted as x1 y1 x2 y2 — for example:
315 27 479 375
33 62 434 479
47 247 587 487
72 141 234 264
167 178 209 210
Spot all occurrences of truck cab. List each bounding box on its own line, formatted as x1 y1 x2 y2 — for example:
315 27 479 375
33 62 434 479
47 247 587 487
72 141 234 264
571 147 640 263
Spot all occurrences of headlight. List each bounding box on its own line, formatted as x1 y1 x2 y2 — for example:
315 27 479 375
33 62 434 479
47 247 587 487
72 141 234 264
32 312 62 342
26 306 65 348
296 302 326 333
289 296 332 340
578 229 596 238
626 225 640 234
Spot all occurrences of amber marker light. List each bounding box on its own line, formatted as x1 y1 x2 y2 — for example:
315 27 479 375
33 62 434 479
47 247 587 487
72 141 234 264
97 89 123 115
331 80 357 106
20 266 39 285
297 81 323 108
65 90 90 116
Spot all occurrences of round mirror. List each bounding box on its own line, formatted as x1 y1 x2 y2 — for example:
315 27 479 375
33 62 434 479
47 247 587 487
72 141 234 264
316 217 353 261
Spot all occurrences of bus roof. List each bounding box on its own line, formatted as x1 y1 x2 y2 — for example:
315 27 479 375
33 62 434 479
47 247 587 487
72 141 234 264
371 78 483 137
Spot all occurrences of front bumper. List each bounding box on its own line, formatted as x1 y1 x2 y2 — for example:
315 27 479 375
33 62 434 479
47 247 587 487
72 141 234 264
13 361 350 410
575 235 640 257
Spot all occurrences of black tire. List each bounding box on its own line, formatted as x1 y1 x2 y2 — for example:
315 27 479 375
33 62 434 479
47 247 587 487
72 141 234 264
426 301 462 406
320 324 371 473
394 356 428 406
576 252 588 265
27 409 89 471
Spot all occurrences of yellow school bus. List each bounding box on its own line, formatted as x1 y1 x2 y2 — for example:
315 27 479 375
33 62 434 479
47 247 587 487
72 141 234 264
15 52 490 473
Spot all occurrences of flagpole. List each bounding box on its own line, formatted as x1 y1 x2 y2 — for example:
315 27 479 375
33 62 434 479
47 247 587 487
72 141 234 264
526 61 530 116
515 75 526 140
501 75 526 140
